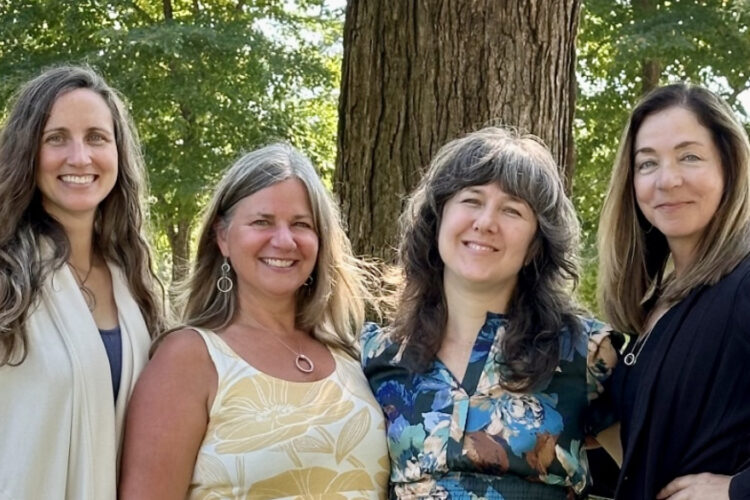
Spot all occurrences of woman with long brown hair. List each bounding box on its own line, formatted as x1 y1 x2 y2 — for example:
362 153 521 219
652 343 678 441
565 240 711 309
599 83 750 499
0 66 163 499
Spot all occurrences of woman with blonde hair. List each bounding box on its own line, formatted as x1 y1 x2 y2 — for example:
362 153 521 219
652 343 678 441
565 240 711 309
120 143 388 499
0 66 164 499
598 83 750 499
362 127 619 499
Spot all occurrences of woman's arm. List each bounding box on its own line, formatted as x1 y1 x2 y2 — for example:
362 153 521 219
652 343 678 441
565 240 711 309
593 422 622 466
119 329 217 500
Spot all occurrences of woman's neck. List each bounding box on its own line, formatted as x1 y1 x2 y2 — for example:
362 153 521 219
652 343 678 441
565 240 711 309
668 239 698 279
443 277 511 344
60 216 96 270
233 289 298 333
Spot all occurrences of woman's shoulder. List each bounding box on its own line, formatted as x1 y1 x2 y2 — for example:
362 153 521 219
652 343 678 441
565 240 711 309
559 314 624 368
151 327 214 367
359 322 400 367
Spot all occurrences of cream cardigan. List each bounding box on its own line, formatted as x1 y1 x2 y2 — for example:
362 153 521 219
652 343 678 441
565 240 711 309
0 262 150 500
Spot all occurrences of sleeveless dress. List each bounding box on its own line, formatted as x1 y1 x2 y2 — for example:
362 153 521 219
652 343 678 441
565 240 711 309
187 327 389 500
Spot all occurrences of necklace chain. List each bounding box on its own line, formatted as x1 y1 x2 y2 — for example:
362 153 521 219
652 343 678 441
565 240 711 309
68 256 96 312
624 306 669 366
238 323 315 374
623 330 652 366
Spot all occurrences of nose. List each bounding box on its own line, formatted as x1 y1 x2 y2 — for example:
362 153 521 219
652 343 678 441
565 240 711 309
66 139 92 167
656 161 683 190
472 207 498 233
270 224 297 250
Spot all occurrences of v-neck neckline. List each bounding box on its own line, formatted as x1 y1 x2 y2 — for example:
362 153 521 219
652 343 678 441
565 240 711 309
434 312 505 393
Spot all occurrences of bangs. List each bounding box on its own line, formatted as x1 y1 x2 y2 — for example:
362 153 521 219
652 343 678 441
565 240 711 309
434 138 562 217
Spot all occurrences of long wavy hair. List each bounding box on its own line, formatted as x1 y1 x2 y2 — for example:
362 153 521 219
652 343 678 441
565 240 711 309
598 83 750 334
0 65 165 366
172 143 375 357
391 126 582 391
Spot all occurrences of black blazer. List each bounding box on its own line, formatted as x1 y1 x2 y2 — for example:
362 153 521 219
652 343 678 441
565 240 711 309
613 256 750 500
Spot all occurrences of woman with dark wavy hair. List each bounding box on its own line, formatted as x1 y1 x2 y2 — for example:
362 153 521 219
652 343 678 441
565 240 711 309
599 83 750 499
361 126 620 499
0 66 164 499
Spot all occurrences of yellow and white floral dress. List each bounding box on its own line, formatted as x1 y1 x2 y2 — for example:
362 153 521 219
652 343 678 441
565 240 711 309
187 327 389 500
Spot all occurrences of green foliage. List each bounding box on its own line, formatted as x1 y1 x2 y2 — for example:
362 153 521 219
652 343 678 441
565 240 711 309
0 0 341 284
574 0 750 313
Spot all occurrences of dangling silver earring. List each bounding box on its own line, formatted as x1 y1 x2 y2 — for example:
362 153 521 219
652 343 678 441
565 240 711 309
304 274 314 287
216 258 234 293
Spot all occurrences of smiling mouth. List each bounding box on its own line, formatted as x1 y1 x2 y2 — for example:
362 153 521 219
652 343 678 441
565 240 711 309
59 174 96 185
655 201 692 209
261 258 295 268
463 241 497 252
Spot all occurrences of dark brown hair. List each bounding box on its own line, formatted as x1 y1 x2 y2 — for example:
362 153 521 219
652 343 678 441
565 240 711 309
391 127 582 391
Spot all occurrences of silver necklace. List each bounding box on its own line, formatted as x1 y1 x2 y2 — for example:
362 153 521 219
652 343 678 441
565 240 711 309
272 335 315 373
240 323 315 373
68 258 96 312
624 326 655 366
625 305 669 366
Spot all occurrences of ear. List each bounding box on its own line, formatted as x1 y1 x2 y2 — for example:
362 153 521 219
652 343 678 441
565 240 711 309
214 220 229 257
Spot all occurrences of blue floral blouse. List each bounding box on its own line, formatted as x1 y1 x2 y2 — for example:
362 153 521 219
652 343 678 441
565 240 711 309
360 313 618 499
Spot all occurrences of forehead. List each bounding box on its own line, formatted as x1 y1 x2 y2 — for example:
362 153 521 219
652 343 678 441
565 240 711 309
45 88 114 129
234 177 313 214
635 106 714 150
453 182 526 202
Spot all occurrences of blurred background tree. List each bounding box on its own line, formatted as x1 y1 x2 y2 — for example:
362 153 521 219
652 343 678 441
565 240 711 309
574 0 750 310
0 0 342 286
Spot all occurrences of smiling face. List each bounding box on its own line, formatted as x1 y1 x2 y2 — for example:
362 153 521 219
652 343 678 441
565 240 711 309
216 178 319 304
438 182 538 297
633 106 725 264
36 88 118 224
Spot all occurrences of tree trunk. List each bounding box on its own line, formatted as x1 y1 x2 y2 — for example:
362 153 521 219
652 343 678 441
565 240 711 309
335 0 581 260
167 217 192 286
634 0 662 94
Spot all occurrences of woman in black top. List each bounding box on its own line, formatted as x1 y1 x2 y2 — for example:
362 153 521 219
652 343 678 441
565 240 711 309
598 83 750 499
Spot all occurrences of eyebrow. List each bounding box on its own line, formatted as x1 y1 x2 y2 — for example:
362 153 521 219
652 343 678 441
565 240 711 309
462 186 525 203
42 126 113 134
634 140 704 155
253 212 313 220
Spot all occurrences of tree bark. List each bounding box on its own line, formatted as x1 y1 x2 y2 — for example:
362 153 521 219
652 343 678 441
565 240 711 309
336 0 581 260
633 0 662 94
167 216 192 286
163 0 173 21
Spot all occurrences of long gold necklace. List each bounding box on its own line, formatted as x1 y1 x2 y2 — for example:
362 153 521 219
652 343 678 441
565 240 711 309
68 256 96 312
239 323 315 373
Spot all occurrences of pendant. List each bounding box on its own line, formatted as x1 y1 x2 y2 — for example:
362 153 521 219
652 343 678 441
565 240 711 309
295 354 315 373
79 284 97 312
623 353 636 366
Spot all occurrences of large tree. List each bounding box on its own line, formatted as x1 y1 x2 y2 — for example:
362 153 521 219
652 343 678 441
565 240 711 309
335 0 582 260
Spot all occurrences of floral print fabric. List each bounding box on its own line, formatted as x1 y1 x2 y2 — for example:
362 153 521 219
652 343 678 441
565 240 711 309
188 327 389 500
360 314 617 499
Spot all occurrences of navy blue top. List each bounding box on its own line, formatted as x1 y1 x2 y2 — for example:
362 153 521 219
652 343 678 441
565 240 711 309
615 305 679 447
98 325 122 402
610 256 750 500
